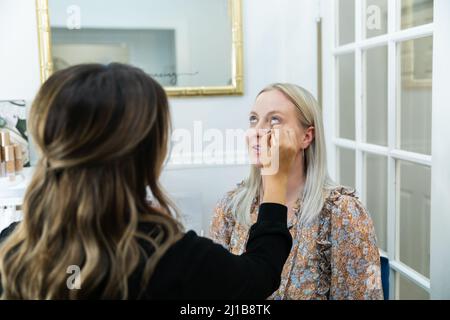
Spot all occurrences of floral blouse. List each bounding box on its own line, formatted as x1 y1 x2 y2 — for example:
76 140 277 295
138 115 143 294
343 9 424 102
209 183 384 300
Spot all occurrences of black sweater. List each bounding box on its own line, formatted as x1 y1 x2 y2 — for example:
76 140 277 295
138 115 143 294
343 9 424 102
0 203 292 299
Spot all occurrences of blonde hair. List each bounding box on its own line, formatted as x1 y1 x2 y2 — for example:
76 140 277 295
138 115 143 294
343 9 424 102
229 83 336 226
0 64 182 299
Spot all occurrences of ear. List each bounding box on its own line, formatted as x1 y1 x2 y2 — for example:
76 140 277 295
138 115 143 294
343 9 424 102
302 126 315 150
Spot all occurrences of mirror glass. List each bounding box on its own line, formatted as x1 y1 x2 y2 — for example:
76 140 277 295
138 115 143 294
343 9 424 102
47 0 236 90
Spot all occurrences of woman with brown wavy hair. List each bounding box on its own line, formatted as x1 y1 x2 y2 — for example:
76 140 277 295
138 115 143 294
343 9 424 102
0 63 295 299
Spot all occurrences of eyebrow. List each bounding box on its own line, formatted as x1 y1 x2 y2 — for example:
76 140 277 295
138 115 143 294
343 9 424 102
249 110 283 117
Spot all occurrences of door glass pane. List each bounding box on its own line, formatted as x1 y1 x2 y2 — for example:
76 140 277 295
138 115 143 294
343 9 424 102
338 53 355 140
365 153 387 251
365 0 388 38
338 0 355 45
398 160 431 278
398 36 433 155
338 148 355 189
365 46 388 146
398 272 430 300
401 0 434 30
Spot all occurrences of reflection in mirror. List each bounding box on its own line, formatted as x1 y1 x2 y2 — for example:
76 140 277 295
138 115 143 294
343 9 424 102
42 0 243 95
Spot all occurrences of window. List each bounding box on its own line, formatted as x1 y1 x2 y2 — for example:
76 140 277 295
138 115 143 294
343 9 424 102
326 0 435 299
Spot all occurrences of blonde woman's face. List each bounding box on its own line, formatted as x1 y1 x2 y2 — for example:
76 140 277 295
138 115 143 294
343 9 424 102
247 89 305 166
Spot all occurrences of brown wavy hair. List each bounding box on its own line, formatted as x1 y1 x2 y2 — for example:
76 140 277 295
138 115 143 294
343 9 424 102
0 63 182 299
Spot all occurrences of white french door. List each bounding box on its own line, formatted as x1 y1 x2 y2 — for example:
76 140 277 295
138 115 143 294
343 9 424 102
321 0 450 299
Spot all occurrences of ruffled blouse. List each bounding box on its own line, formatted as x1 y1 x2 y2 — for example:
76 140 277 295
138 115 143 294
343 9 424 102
210 183 384 300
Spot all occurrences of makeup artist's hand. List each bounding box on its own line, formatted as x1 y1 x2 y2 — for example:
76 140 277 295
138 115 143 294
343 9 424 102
260 126 298 205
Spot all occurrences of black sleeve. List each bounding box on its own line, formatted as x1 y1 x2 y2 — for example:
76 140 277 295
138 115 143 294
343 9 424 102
147 203 292 300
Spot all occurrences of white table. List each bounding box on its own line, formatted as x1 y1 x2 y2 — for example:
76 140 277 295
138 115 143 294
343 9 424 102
0 167 205 235
0 167 34 232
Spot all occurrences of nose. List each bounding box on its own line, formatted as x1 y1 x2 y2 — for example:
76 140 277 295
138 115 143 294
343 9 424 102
247 128 269 143
247 119 271 141
253 122 270 138
256 127 271 139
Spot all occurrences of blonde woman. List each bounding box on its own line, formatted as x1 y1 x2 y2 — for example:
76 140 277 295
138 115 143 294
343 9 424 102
210 84 384 300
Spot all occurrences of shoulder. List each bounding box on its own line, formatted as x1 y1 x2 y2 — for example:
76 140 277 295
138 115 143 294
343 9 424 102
213 180 248 218
146 230 227 298
161 230 229 264
210 181 250 245
323 186 375 238
325 186 369 220
217 180 246 207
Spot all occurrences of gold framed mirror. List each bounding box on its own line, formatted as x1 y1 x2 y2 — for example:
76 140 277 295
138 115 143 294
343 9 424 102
36 0 243 97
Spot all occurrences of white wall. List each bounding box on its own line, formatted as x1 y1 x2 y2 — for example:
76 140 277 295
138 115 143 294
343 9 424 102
0 0 41 100
0 0 319 234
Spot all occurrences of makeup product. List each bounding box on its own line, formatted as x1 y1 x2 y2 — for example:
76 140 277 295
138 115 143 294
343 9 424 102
5 145 16 181
13 144 23 174
1 130 11 161
0 130 10 146
0 149 4 177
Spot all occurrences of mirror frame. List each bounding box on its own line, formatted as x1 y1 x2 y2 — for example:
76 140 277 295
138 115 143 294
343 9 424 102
36 0 243 97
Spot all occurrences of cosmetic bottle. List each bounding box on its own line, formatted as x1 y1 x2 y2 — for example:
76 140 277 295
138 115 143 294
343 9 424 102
0 150 5 177
0 130 10 145
4 145 15 181
13 144 23 174
1 131 10 161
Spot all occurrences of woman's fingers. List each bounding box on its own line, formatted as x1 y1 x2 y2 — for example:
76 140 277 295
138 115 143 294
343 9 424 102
259 126 298 177
271 127 297 175
259 130 271 167
285 128 297 151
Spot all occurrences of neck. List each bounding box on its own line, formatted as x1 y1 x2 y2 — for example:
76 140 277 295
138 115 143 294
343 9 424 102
261 151 305 203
